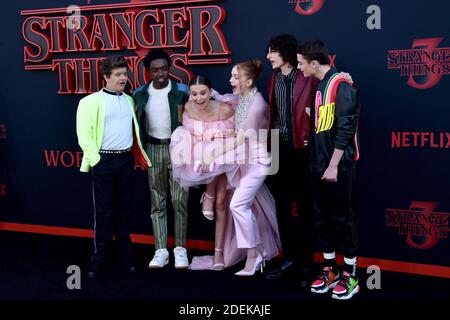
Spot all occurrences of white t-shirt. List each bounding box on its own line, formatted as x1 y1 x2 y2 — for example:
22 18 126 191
145 81 172 139
101 91 133 150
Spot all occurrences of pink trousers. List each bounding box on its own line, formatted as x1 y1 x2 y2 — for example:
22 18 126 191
229 164 267 249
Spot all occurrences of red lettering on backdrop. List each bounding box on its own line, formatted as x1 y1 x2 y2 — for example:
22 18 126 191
293 0 325 15
43 149 148 170
387 37 450 89
407 38 444 89
22 1 232 94
391 131 450 149
44 150 83 167
406 202 440 249
328 54 336 67
0 124 6 139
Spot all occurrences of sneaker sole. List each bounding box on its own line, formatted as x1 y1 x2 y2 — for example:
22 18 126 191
332 285 360 300
311 280 339 294
148 259 169 269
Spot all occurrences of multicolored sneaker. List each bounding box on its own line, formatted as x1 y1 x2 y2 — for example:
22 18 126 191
310 266 340 294
332 271 360 300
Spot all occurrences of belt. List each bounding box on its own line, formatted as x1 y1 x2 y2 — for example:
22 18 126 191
149 136 171 145
99 148 132 154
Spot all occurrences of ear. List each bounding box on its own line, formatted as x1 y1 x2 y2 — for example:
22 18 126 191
245 78 253 88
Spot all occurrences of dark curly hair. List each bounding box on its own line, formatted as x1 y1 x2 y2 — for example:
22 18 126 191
143 49 172 70
267 34 298 67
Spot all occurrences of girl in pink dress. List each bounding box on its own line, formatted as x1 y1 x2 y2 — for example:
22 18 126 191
217 60 281 276
171 63 281 272
170 75 236 269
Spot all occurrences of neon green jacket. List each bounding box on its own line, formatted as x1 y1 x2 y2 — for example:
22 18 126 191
76 91 151 173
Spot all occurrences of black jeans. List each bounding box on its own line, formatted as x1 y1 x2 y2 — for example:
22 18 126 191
311 168 359 258
266 141 314 268
90 152 134 268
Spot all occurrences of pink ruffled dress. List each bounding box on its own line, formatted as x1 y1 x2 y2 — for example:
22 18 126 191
174 91 281 271
170 110 237 190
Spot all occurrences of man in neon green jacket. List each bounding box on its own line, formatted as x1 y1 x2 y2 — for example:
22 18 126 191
76 56 151 278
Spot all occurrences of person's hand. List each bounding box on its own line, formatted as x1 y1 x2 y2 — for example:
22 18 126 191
225 129 237 137
204 129 224 141
210 88 220 100
200 163 211 173
321 164 338 182
194 161 214 173
339 72 353 84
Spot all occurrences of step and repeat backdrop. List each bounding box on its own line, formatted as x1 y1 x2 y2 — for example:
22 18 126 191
0 0 449 276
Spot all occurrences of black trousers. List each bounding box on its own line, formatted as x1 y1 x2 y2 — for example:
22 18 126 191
311 168 359 258
266 141 314 267
90 152 134 269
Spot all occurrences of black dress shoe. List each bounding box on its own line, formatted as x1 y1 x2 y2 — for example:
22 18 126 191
127 265 137 273
87 263 101 278
298 266 313 287
87 269 98 279
87 256 107 279
298 279 309 287
298 274 310 287
264 260 294 279
123 257 137 274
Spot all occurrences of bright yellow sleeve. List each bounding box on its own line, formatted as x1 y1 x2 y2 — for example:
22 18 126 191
76 96 100 170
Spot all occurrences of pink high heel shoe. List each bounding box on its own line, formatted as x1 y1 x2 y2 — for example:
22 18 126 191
235 250 265 276
200 192 215 220
212 248 225 270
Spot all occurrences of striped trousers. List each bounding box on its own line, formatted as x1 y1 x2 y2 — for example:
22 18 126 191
146 143 189 249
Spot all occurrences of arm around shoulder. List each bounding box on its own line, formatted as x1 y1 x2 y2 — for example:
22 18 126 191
219 102 234 120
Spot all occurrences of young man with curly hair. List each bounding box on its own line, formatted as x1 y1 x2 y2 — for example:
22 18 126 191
264 34 318 286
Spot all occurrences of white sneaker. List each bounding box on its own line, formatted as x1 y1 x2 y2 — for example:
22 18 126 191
148 248 169 268
173 246 189 269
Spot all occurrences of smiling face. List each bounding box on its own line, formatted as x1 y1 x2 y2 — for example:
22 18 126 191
229 66 252 95
190 84 211 108
229 66 241 95
296 53 315 78
149 58 170 89
104 67 128 93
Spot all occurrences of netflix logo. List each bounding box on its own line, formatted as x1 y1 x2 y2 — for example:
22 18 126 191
391 131 450 149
